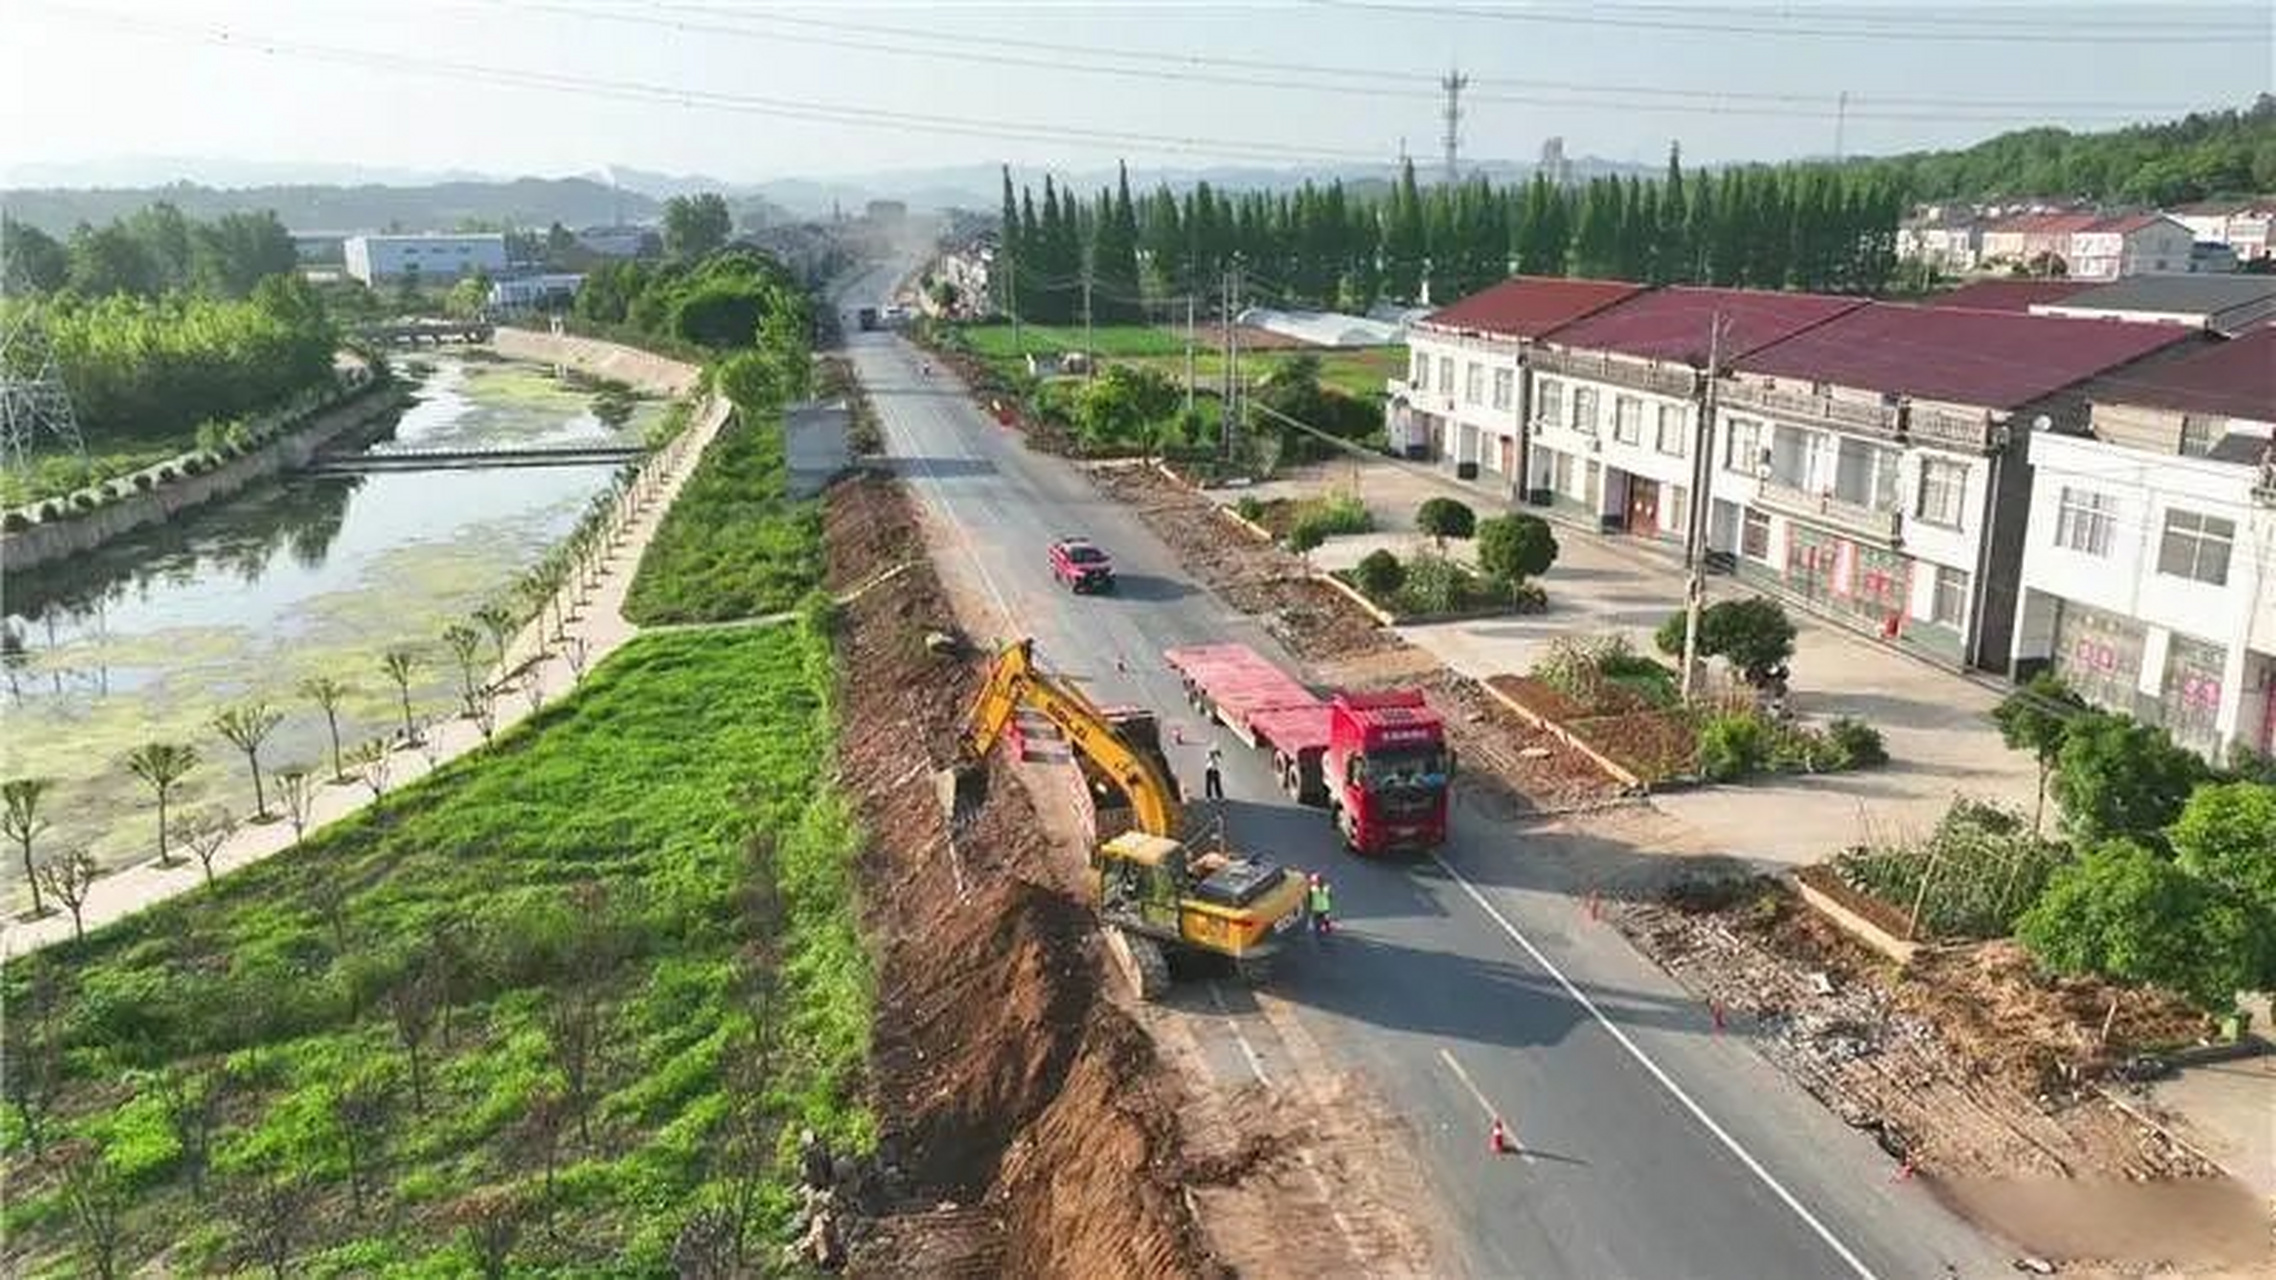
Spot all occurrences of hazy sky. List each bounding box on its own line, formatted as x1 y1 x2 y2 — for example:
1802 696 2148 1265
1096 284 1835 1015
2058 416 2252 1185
7 0 2271 184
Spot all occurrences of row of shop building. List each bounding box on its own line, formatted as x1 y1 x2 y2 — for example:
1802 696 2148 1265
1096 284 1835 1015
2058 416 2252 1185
1386 276 2276 761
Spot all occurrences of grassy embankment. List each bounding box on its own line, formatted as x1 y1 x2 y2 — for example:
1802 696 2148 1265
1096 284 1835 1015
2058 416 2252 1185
953 320 1401 399
621 406 823 627
2 405 859 1275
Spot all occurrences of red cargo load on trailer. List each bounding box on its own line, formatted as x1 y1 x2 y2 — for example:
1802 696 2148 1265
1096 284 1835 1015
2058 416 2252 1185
1164 643 1452 856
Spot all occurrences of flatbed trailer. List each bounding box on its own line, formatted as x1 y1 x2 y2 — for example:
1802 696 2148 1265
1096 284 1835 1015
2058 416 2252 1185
1164 642 1454 855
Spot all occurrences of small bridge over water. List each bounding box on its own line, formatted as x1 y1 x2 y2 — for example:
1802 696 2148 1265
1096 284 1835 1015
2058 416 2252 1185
359 320 494 346
307 443 645 474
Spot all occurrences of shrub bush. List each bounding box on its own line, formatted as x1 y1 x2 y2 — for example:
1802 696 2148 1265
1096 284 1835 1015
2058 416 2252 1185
1477 513 1559 584
1416 496 1476 545
132 472 155 492
1825 717 1888 768
2 510 28 532
1698 712 1769 781
1303 491 1372 537
1353 548 1406 598
71 491 97 511
38 500 62 521
1234 495 1266 524
156 464 178 482
1511 582 1548 613
1288 516 1331 558
1397 553 1465 615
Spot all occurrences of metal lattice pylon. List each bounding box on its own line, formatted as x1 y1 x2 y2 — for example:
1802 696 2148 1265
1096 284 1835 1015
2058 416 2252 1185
0 309 85 476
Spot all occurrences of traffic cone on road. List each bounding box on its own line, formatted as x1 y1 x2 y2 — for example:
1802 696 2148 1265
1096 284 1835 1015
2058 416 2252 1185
1889 1157 1916 1183
1488 1118 1511 1156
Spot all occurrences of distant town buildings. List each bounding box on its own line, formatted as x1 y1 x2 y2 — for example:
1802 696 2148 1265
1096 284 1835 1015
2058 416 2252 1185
1902 197 2274 282
343 233 509 284
933 233 996 319
573 225 656 259
2171 199 2276 262
488 272 584 314
1538 138 1573 188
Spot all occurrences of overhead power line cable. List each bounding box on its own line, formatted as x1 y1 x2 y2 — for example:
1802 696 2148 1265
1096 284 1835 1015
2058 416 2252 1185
1310 0 2268 45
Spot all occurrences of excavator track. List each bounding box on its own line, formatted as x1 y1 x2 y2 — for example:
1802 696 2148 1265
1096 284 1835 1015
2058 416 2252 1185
1107 927 1170 1002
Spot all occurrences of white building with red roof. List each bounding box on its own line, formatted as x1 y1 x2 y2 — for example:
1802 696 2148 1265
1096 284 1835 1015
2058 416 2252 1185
2068 213 2197 280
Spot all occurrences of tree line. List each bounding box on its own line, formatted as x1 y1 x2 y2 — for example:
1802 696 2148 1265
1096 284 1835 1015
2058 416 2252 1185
2 203 300 301
994 148 1904 321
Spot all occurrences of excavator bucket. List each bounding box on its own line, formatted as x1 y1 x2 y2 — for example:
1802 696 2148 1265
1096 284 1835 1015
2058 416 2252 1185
936 758 988 826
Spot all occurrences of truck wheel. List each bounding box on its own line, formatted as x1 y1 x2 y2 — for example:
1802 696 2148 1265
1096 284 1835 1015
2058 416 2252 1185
1333 805 1357 852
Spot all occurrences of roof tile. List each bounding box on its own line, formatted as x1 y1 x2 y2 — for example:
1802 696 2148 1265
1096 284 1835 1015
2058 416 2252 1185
1422 276 1646 339
1932 279 2095 312
1736 303 2202 409
2091 328 2276 422
1545 287 1866 365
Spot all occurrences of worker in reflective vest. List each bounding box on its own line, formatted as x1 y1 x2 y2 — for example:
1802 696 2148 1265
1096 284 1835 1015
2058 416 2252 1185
1307 873 1334 935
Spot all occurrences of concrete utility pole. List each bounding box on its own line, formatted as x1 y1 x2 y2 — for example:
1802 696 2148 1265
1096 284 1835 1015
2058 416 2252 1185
1220 257 1243 463
1007 244 1022 358
1680 311 1732 703
1184 293 1197 417
1081 244 1095 379
1833 90 1850 162
1440 67 1470 186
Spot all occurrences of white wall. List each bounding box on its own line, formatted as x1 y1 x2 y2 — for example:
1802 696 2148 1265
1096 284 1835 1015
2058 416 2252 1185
1403 329 1524 478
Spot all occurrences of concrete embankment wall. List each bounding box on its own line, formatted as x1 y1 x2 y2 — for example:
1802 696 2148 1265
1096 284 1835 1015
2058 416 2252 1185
491 327 700 397
1 386 409 577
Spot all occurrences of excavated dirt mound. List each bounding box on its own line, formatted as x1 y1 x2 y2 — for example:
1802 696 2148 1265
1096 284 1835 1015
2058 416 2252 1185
826 471 1213 1279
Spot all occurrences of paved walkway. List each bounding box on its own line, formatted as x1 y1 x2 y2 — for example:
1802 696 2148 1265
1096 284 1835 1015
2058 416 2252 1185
1214 458 2039 865
3 373 731 958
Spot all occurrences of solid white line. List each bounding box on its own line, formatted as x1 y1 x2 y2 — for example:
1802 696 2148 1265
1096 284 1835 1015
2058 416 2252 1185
1430 852 1882 1280
1206 980 1274 1087
1438 1046 1537 1165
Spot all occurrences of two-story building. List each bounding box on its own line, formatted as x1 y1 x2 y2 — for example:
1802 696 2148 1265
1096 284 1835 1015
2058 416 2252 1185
2032 274 2276 336
1712 305 2201 670
2170 200 2276 262
1524 288 1864 544
2011 329 2276 760
1385 276 1644 497
1978 212 2101 274
1897 209 1985 275
2066 213 2197 280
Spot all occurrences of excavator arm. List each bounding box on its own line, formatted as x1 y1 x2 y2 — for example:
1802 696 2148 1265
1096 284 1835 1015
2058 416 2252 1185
939 639 1181 838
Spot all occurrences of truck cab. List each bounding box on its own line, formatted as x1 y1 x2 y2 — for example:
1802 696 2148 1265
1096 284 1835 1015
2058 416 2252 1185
1325 691 1453 855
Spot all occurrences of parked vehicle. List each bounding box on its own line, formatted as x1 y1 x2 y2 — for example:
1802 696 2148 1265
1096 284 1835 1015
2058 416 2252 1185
1048 537 1116 593
1164 643 1454 855
856 306 879 331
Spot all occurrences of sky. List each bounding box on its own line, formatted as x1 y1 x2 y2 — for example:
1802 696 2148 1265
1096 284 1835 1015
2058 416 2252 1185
5 0 2272 187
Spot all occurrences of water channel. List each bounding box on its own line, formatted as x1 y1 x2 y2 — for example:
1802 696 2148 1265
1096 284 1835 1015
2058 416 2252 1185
1 352 658 891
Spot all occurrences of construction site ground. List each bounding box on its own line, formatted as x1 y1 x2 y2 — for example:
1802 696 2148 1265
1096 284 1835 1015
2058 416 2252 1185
824 469 1440 1278
1086 459 2275 1276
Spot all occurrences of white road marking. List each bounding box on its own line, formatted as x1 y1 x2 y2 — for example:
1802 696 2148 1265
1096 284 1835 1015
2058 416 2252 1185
1431 852 1882 1280
1437 1046 1537 1164
1206 980 1274 1087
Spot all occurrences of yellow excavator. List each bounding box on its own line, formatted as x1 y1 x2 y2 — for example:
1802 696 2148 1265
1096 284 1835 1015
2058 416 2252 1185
938 639 1310 998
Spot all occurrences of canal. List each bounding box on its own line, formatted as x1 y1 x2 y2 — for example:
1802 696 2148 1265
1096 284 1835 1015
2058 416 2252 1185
0 351 659 890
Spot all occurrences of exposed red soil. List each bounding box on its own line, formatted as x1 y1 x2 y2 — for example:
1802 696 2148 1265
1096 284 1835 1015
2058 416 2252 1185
824 471 1214 1279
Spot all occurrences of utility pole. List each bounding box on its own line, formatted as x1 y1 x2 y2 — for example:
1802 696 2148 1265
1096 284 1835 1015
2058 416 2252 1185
1680 311 1731 703
1220 257 1243 463
1007 244 1021 359
1081 244 1095 379
1440 67 1469 186
1833 90 1850 162
1183 293 1197 418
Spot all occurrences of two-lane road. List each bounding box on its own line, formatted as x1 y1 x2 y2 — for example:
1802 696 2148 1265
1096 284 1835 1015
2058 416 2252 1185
839 296 2003 1277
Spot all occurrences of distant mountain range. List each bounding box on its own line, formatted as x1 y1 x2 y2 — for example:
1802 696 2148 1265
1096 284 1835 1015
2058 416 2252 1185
3 154 1655 232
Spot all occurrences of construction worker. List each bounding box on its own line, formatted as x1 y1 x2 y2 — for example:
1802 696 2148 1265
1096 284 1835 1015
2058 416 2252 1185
1307 872 1334 935
1203 744 1224 800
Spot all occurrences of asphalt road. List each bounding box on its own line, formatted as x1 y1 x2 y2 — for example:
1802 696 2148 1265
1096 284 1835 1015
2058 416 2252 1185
837 267 2005 1279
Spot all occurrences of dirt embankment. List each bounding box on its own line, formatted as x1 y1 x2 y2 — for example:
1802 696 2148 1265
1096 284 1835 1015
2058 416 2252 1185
824 471 1218 1279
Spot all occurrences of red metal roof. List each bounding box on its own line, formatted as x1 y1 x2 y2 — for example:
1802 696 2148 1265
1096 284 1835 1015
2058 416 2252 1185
1931 279 2095 313
1422 276 1646 339
1737 303 2202 409
1546 287 1866 365
1986 212 2101 235
2091 327 2276 421
2081 213 2169 235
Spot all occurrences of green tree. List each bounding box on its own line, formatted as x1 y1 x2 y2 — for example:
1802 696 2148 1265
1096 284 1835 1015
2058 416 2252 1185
124 742 199 866
189 211 299 298
379 649 421 745
1476 514 1558 585
2 216 69 294
1075 364 1179 454
1353 548 1405 599
213 703 285 820
1415 497 1476 548
662 193 732 259
444 270 493 320
715 348 783 416
2168 781 2276 913
1992 671 2088 832
1658 597 1796 685
2 778 54 916
2051 712 2207 846
299 676 353 783
66 222 159 297
2018 838 2255 1010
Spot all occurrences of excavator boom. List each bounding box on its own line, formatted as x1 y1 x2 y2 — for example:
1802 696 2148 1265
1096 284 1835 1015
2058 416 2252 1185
940 639 1181 838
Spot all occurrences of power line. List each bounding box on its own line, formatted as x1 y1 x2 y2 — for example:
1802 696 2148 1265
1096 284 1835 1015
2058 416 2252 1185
487 0 2231 122
28 2 1390 166
1311 0 2268 45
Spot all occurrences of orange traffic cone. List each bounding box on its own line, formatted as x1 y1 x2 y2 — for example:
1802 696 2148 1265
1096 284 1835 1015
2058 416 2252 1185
1488 1118 1510 1155
1889 1157 1916 1183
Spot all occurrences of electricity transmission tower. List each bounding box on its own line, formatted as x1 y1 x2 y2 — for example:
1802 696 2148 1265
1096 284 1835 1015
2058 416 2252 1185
1440 67 1470 185
0 310 85 477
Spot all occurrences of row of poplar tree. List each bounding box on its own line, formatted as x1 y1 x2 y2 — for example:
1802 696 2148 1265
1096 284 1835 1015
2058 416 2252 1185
995 149 1906 325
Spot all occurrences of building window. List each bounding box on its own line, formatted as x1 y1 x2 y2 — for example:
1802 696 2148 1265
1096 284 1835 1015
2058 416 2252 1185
1438 356 1455 394
1573 387 1599 435
2053 487 2118 556
1931 565 1970 629
1537 379 1564 427
2157 509 2234 585
1725 417 1762 473
1915 458 1967 528
1656 404 1687 456
1411 351 1428 385
1492 367 1513 411
1465 363 1484 406
1741 508 1771 559
2178 415 2219 458
1613 396 1643 445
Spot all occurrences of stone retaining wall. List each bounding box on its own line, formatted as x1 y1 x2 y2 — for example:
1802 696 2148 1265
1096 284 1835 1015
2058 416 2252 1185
2 385 407 576
491 327 700 396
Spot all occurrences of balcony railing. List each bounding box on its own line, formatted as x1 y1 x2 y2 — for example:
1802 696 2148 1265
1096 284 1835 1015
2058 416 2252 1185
1720 383 1899 438
1532 348 1699 399
1908 408 1998 452
1754 478 1904 544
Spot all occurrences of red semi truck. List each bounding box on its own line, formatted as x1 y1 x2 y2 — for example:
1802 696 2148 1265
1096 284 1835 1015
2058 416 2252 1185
1163 643 1453 855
